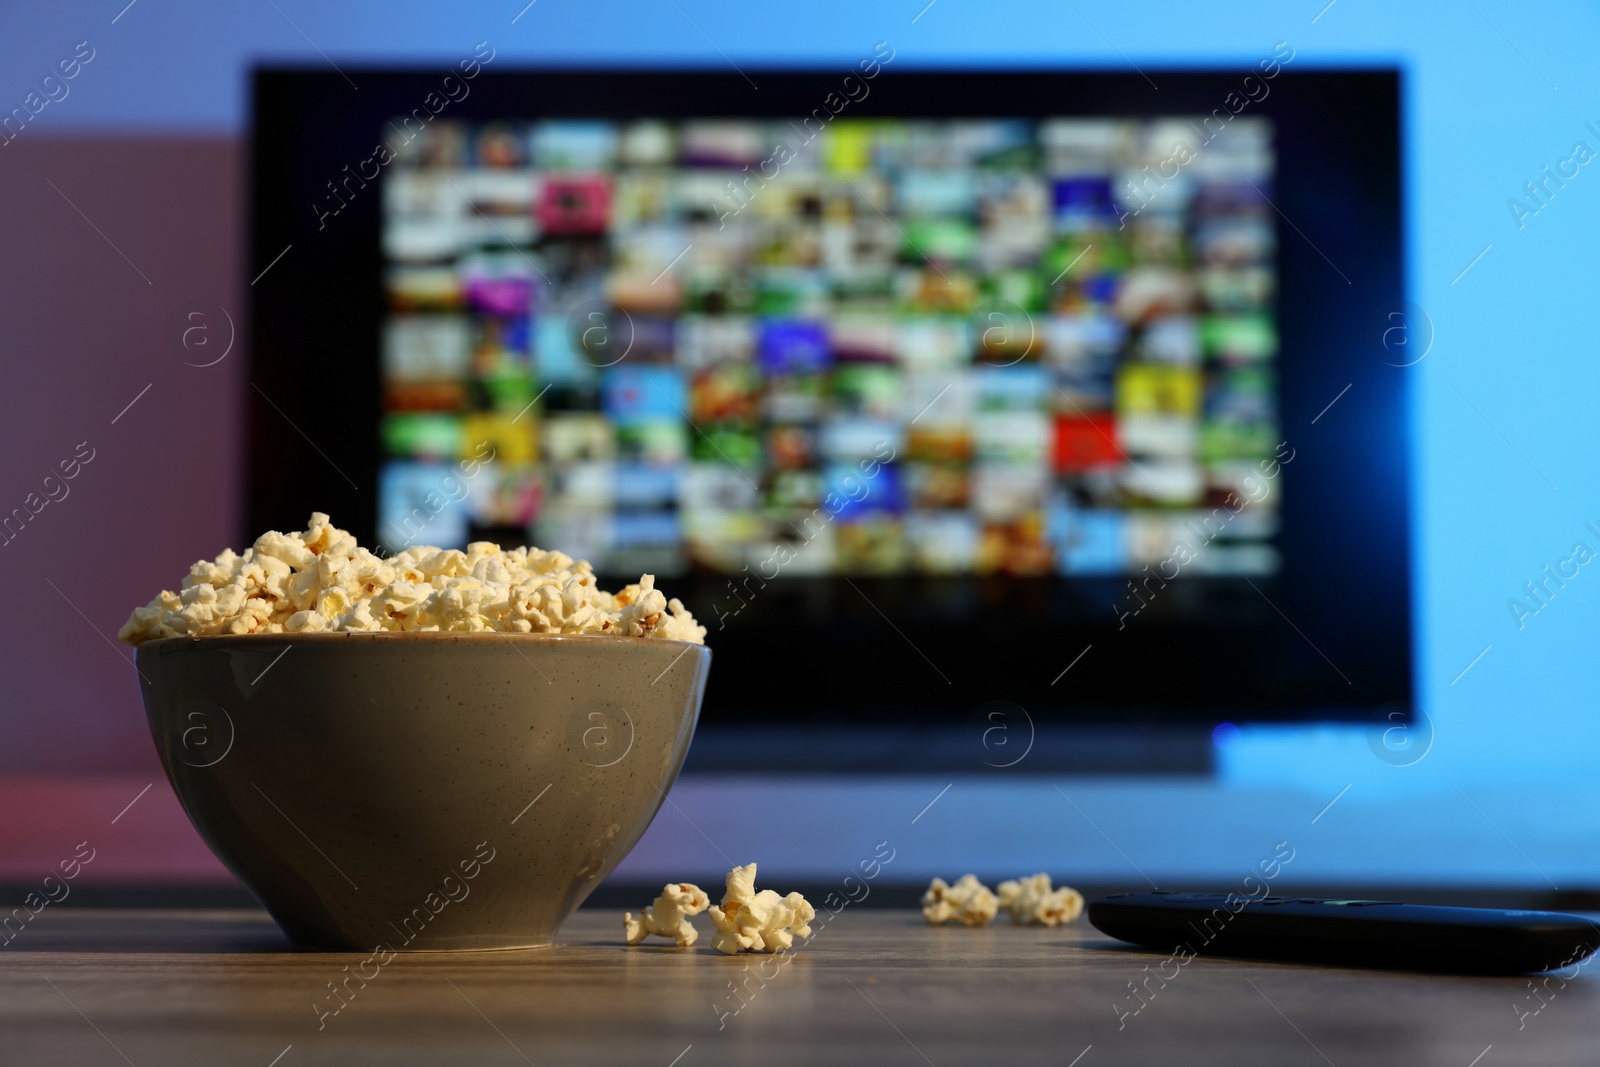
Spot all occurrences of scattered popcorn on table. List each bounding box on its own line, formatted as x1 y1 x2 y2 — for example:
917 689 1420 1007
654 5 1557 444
624 882 710 947
997 873 1085 927
707 863 815 955
117 513 705 645
920 875 999 927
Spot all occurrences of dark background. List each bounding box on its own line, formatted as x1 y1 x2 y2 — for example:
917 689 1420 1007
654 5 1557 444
0 0 1589 898
251 69 1410 725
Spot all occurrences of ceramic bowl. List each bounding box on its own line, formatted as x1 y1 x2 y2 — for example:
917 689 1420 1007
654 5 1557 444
135 632 709 951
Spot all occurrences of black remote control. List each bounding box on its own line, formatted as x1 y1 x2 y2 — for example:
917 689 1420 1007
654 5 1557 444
1087 891 1600 973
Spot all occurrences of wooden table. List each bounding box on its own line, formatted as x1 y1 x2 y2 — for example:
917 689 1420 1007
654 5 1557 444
4 907 1595 1066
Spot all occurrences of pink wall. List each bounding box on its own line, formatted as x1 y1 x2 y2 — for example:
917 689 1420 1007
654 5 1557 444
0 136 245 773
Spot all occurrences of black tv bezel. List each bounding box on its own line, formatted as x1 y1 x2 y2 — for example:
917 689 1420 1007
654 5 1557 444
249 65 1411 731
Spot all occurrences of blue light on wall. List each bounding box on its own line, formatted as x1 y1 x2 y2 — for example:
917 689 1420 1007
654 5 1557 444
5 0 1599 884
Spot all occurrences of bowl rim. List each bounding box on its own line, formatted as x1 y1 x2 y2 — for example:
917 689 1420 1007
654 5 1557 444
131 631 711 654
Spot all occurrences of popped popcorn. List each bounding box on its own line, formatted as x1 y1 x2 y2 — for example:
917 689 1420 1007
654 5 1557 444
118 513 706 646
624 882 710 947
997 873 1084 927
707 863 815 955
920 874 999 927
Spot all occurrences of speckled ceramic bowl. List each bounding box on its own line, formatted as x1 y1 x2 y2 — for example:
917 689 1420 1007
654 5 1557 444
135 632 709 951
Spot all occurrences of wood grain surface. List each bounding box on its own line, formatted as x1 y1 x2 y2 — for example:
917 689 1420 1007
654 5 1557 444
2 907 1594 1066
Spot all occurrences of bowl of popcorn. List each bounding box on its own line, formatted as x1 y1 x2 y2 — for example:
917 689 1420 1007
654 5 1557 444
120 513 709 952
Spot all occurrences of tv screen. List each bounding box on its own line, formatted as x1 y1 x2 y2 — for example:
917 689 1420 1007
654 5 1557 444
376 113 1284 579
252 67 1409 731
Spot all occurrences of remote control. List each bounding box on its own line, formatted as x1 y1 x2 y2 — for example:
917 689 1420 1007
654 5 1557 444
1087 891 1600 973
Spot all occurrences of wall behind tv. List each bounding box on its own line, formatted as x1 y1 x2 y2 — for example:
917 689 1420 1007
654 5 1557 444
3 0 1598 887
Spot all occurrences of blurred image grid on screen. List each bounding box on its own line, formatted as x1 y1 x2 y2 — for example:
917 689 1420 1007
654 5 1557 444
377 115 1279 579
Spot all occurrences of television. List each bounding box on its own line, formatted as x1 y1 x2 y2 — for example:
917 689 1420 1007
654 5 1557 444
250 64 1409 762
